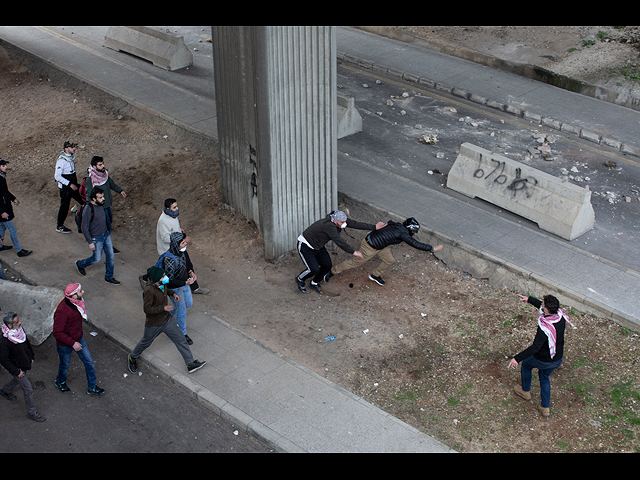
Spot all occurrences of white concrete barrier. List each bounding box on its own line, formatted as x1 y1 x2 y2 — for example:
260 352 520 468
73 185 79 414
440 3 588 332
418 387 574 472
446 143 595 240
0 281 64 345
337 92 362 138
104 26 193 71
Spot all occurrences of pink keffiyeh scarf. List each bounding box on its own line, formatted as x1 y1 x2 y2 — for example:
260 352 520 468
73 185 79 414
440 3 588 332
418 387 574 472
89 166 108 187
538 307 573 359
65 283 87 320
2 323 26 344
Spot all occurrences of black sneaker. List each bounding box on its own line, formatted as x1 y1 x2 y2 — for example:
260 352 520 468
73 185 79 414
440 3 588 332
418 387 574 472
185 334 193 345
75 260 86 276
0 245 13 251
113 247 120 254
187 360 207 374
54 380 71 393
128 355 138 374
0 390 16 401
56 225 72 234
27 412 46 422
87 386 106 396
324 270 334 283
368 274 386 286
309 282 322 294
104 277 121 285
295 276 307 293
17 249 32 257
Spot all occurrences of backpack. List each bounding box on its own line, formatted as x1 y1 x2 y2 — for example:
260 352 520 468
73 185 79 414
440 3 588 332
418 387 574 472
75 202 94 234
154 251 178 269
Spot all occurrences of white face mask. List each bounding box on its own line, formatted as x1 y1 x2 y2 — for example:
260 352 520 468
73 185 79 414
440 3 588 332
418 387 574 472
340 222 347 229
180 246 187 252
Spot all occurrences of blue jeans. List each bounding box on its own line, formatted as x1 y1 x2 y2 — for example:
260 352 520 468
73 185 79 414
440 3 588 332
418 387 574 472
55 337 97 390
520 356 563 408
171 285 193 335
78 231 114 279
0 220 22 252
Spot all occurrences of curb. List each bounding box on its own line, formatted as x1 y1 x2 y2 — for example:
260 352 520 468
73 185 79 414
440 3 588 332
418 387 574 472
337 51 640 160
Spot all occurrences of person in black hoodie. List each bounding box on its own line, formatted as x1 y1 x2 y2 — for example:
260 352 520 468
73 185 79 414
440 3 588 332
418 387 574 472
508 293 573 418
324 217 443 286
0 159 32 257
0 312 45 422
295 210 386 294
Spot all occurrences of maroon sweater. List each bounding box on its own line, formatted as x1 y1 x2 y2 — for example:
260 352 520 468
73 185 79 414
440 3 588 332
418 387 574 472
53 298 85 347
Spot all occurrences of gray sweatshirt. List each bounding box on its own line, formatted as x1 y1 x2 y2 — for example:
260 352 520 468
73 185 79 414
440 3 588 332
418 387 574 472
81 202 108 244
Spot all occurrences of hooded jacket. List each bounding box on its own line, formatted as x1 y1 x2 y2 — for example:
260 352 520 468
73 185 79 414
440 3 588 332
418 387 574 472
142 281 176 327
0 172 16 222
366 220 434 251
159 232 194 289
54 151 78 188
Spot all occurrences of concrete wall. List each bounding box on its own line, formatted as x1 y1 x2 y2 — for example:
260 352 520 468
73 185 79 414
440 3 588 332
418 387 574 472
212 26 337 261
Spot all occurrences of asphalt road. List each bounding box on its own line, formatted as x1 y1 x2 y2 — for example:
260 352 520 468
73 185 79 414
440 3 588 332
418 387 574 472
0 327 273 453
336 63 640 272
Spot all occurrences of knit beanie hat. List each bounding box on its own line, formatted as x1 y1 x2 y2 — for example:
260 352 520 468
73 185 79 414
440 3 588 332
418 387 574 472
146 266 165 283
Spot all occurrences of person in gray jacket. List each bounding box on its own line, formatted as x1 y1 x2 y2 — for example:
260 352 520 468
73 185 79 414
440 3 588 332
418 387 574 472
75 187 120 285
295 210 386 294
324 217 443 286
54 141 83 233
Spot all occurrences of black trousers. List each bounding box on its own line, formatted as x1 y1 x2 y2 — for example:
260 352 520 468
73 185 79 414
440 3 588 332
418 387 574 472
57 184 83 228
296 241 331 284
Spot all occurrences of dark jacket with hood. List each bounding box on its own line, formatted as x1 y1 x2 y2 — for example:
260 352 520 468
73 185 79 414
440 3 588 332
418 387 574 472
159 231 194 289
301 213 375 254
366 220 434 251
0 172 16 222
142 282 176 327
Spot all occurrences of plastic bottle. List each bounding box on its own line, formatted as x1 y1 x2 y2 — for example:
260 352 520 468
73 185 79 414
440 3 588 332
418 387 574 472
318 335 336 343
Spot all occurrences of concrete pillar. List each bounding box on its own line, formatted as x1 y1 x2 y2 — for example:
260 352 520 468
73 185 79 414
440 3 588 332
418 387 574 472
211 26 337 261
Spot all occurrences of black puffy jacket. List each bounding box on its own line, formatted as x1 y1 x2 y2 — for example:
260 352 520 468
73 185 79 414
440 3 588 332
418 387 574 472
366 221 434 251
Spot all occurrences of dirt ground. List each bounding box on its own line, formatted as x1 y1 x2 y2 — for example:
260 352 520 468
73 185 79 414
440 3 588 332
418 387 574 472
402 26 640 99
1 27 639 453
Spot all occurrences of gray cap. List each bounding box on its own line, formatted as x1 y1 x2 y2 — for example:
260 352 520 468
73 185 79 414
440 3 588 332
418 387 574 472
333 210 347 222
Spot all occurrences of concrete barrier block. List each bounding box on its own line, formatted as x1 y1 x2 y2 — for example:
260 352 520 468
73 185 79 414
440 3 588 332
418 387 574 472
337 92 362 139
104 26 193 71
446 143 595 240
0 281 64 345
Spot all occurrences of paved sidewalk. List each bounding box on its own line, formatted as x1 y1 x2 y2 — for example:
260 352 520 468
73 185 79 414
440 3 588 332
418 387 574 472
1 26 639 453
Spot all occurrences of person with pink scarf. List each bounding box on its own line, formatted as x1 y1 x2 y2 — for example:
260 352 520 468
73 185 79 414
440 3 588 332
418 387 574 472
0 312 45 422
508 293 574 418
53 283 105 396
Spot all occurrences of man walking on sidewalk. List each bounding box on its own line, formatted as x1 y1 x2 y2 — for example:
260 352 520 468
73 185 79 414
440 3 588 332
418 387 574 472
324 217 442 286
0 312 46 422
0 159 32 257
53 283 105 396
128 266 206 375
54 141 83 234
75 187 120 285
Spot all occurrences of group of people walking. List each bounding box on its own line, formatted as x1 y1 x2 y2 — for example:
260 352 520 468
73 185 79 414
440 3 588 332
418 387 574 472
0 142 208 422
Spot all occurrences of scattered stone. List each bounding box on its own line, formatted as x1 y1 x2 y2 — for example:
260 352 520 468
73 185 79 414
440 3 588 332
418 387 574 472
419 133 438 145
605 160 617 168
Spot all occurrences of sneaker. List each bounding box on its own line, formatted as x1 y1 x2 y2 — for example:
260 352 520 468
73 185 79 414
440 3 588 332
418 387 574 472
368 274 385 286
54 380 71 393
309 282 322 294
294 276 307 293
87 386 106 396
105 277 121 285
27 412 46 422
0 245 13 251
17 249 32 257
187 360 207 374
323 270 334 283
193 287 210 295
185 334 193 345
75 260 86 276
113 247 120 254
513 385 532 401
56 225 72 234
0 390 16 401
128 355 138 374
